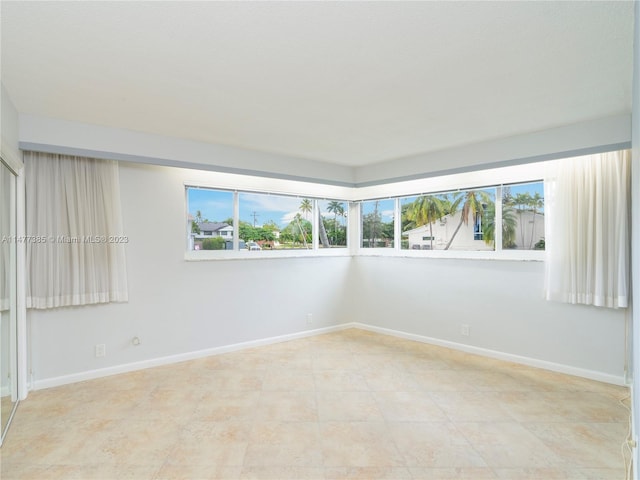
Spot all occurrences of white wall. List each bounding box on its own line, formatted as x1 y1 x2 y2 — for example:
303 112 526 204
356 114 631 186
631 0 640 473
27 163 352 385
18 112 632 388
19 113 631 188
350 256 626 382
25 157 631 387
19 114 355 187
1 84 20 170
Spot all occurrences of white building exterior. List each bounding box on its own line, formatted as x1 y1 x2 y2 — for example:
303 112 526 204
404 210 544 251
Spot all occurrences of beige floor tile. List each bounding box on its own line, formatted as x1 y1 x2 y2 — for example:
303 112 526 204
193 391 260 422
456 421 565 468
261 368 316 391
314 370 369 391
317 391 385 422
524 422 628 469
154 464 243 480
1 463 159 480
256 391 318 422
0 329 630 479
362 369 420 392
387 422 487 468
409 369 478 392
373 391 448 422
248 421 320 445
324 466 412 479
320 422 405 467
493 467 624 479
407 467 498 479
166 421 250 466
239 466 325 479
429 391 516 422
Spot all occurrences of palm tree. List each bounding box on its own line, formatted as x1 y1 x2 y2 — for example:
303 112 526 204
528 192 543 249
444 190 492 250
406 195 445 250
299 198 329 248
293 213 309 249
482 202 517 248
327 201 344 244
299 198 312 219
512 192 531 248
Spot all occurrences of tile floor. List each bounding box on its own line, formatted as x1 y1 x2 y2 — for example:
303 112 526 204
0 328 631 479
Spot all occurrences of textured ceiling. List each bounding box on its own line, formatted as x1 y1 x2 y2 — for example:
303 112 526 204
0 1 634 168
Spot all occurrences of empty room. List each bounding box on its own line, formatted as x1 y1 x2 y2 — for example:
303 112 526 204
1 1 639 479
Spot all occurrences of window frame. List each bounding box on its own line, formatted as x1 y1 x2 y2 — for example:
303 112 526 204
184 161 549 262
185 184 351 261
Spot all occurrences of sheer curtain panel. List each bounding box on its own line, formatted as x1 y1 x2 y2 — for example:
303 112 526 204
544 150 630 309
25 152 128 309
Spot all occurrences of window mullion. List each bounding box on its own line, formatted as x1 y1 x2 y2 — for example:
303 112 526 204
495 185 503 253
233 191 239 251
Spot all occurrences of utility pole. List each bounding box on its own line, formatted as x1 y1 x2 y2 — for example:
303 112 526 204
251 211 260 227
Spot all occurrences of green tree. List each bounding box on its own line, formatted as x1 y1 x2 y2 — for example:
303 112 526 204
406 195 445 250
511 192 532 248
299 198 312 219
444 190 492 250
327 201 345 244
482 202 517 248
528 192 544 249
362 201 382 247
238 221 258 241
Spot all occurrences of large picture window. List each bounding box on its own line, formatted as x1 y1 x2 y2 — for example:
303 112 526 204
361 199 395 248
187 186 349 253
186 165 547 259
502 181 545 251
317 200 348 249
401 188 496 251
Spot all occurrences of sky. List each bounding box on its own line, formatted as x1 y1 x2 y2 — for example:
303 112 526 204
188 181 543 228
187 188 347 229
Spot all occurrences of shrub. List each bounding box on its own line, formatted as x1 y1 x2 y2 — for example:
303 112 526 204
202 237 226 250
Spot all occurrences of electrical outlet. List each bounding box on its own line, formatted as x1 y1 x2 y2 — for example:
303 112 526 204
95 344 106 357
460 324 470 336
306 313 313 325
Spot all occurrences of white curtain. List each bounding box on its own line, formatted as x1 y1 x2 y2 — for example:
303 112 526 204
25 152 128 309
544 150 630 308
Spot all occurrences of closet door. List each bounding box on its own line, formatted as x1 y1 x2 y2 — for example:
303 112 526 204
0 157 18 445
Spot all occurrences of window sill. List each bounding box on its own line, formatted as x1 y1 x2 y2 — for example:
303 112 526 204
185 248 352 261
185 248 544 262
356 249 545 262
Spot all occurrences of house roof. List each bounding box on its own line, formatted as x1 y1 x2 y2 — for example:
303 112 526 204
198 222 231 233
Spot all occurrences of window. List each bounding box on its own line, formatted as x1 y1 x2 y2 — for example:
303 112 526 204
187 188 233 251
317 200 348 248
400 188 495 251
187 186 349 254
502 181 545 250
239 192 310 251
186 165 546 259
361 199 394 248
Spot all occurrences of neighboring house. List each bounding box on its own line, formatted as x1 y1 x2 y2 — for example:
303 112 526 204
403 210 544 251
198 222 233 238
508 210 545 250
191 222 234 250
403 210 491 251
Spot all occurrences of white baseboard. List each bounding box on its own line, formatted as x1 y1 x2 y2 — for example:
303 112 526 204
32 324 352 391
32 321 626 391
353 322 627 386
